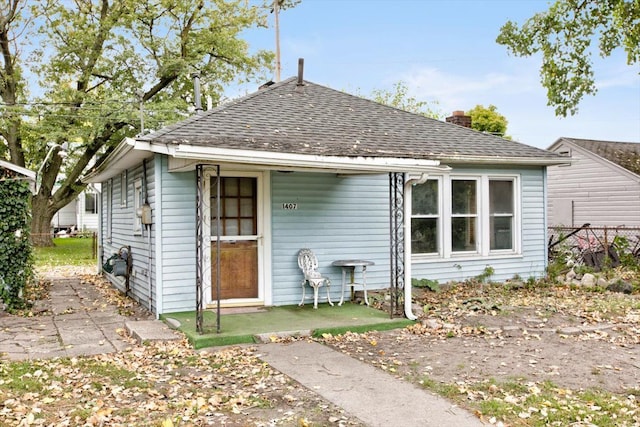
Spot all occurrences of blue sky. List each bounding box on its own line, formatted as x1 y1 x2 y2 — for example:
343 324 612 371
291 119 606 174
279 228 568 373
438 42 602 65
234 0 640 149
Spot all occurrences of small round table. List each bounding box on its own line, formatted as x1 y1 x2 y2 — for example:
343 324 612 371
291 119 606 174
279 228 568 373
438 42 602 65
331 260 375 306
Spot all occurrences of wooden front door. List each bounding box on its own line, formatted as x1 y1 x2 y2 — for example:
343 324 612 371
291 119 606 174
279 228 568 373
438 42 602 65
210 176 259 300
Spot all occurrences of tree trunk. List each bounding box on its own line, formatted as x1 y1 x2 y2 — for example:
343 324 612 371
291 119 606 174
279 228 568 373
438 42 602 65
30 195 56 247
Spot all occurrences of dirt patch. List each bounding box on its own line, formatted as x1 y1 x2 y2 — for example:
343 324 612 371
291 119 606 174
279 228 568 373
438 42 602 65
323 286 640 395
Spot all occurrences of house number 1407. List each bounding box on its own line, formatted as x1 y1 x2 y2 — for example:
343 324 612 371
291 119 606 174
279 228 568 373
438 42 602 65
282 203 298 210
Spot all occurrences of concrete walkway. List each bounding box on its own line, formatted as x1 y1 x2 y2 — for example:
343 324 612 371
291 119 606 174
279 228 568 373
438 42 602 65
0 276 179 360
259 340 483 427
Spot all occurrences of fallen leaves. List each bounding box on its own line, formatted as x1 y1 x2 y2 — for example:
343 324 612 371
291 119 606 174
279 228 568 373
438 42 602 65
1 339 364 426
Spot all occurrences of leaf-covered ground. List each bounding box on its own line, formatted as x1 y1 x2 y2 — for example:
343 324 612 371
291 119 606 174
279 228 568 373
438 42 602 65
0 268 365 427
322 282 640 426
3 267 640 426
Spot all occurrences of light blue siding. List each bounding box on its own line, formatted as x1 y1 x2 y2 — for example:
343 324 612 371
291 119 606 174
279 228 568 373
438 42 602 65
158 159 196 314
271 172 391 306
100 157 157 310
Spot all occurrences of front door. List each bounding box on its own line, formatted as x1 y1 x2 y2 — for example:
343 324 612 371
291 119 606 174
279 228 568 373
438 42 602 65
210 176 259 301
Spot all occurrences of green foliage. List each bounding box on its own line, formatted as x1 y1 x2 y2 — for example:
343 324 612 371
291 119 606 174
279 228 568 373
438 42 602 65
0 175 34 309
466 104 510 138
1 0 281 244
412 278 440 292
497 0 640 116
367 81 443 119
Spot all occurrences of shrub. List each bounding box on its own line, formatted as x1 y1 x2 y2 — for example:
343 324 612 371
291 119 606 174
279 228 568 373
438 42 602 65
0 174 34 309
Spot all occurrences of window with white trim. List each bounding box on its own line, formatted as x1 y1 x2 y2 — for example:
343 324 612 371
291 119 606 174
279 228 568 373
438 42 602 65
84 192 97 214
489 179 514 250
411 178 440 254
120 171 127 207
411 174 518 257
451 179 478 253
133 179 142 235
106 179 112 241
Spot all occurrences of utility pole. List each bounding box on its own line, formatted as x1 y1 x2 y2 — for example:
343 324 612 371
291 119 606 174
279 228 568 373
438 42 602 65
274 0 281 82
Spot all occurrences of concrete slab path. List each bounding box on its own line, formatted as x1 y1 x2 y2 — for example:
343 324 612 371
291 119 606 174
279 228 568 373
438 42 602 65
0 275 178 360
258 340 484 427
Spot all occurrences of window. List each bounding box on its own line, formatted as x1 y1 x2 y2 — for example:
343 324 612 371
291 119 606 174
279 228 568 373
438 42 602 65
489 179 514 250
120 171 127 207
210 177 257 236
411 179 440 254
106 180 112 240
411 174 518 258
451 179 477 253
133 179 143 235
84 192 97 214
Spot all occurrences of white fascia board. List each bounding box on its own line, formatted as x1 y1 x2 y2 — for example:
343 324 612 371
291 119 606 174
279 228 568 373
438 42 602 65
84 138 153 183
166 143 446 174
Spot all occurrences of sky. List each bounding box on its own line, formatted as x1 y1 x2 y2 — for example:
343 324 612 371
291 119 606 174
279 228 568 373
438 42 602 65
231 0 640 149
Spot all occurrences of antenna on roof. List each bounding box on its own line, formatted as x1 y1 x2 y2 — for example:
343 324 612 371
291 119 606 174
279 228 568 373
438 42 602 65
273 0 281 82
297 58 304 86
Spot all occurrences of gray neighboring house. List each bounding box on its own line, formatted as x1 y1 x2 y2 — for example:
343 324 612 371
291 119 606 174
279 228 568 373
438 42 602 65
85 76 565 318
547 137 640 227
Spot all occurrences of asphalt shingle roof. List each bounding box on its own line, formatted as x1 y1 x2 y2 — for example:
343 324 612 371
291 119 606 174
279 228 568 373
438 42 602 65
561 137 640 175
139 77 560 163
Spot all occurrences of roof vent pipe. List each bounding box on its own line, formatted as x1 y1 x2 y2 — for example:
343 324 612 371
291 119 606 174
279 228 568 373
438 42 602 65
191 72 203 114
297 58 304 86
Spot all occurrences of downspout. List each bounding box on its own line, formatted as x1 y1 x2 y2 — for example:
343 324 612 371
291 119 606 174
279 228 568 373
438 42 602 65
403 173 429 320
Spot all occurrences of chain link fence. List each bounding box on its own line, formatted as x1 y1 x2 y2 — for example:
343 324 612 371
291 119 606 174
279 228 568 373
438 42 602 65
548 224 640 271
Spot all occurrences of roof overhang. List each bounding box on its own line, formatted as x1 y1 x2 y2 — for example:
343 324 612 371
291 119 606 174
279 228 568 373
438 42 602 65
134 139 450 174
83 138 154 183
0 159 37 193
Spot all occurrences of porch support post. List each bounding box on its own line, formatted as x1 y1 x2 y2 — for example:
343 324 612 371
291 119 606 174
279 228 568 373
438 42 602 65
196 164 204 334
389 172 405 318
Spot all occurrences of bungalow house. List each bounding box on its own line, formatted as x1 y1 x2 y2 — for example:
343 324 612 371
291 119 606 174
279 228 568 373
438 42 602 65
84 74 565 319
547 137 640 227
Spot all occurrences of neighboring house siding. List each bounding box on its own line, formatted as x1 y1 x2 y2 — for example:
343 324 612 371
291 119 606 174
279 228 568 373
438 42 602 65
158 157 196 314
411 166 547 283
270 172 391 306
548 142 640 227
101 160 157 311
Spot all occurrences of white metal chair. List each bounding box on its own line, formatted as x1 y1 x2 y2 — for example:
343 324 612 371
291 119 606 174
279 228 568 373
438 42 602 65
297 248 333 309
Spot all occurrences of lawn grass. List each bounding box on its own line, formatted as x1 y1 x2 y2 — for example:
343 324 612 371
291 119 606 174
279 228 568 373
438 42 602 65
33 237 96 267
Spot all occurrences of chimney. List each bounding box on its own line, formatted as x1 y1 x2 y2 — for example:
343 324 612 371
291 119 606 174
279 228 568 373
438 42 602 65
446 110 471 128
191 72 203 114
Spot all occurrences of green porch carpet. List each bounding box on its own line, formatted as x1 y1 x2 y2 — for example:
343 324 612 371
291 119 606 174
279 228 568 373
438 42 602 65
161 304 414 349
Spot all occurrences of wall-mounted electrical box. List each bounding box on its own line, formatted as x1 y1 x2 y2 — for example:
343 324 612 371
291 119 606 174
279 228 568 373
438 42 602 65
137 204 152 225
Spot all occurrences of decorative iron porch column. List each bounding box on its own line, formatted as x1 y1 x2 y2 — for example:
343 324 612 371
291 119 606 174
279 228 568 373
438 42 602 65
389 172 405 318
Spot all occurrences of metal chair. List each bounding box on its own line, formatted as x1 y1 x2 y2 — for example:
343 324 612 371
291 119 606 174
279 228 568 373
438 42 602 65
297 248 333 309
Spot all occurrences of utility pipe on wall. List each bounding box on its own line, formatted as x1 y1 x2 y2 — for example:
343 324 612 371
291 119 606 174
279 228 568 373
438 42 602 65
403 173 429 321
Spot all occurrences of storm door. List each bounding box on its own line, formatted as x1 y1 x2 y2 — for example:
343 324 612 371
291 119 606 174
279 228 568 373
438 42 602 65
210 176 259 300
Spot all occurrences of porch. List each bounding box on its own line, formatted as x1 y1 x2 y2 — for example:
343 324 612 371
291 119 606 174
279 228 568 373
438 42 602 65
160 303 414 349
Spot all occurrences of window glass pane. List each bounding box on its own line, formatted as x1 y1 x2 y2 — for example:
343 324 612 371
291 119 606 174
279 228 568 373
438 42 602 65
491 217 513 250
240 219 255 235
85 193 96 213
451 217 476 252
224 199 238 217
225 178 239 196
225 219 239 235
452 180 476 214
239 178 254 197
240 198 254 217
490 180 513 214
411 218 438 253
412 180 438 215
